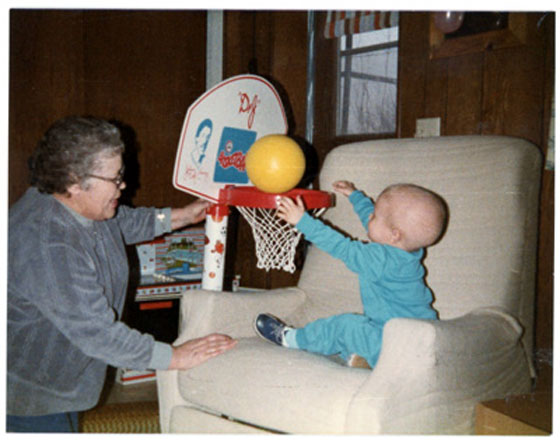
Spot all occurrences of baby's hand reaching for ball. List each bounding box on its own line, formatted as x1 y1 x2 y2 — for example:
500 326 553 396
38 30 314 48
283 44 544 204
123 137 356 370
276 196 305 226
332 180 356 197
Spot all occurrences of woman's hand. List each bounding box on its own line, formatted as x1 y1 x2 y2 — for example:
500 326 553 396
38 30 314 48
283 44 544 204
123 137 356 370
168 334 237 370
171 199 212 230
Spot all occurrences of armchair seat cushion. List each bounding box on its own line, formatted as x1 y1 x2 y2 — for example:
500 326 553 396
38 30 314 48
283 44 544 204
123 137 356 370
177 337 370 433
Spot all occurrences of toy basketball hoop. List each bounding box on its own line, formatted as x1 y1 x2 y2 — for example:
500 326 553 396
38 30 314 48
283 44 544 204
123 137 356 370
219 186 333 273
171 74 334 290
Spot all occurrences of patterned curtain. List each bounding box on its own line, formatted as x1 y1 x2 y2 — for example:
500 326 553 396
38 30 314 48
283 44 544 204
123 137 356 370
324 11 399 39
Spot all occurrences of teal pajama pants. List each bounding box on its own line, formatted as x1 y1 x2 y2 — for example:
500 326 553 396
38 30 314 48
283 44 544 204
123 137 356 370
294 313 384 368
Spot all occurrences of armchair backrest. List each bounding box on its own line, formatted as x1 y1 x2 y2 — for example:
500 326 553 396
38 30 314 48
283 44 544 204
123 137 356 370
297 136 542 357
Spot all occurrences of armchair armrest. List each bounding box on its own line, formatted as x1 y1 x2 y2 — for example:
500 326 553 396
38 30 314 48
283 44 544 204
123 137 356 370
346 307 532 434
175 287 306 344
158 287 305 433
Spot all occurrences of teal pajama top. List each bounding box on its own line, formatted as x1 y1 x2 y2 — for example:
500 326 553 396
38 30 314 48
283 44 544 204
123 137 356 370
294 190 437 367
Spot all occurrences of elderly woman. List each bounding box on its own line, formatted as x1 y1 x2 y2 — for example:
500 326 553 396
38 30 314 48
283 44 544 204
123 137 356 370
7 116 237 432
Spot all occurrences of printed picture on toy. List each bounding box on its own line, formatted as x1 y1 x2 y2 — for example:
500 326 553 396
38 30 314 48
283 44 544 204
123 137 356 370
163 238 203 274
190 118 213 170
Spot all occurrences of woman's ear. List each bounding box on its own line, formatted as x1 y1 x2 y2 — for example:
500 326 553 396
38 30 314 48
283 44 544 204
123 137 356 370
67 182 82 197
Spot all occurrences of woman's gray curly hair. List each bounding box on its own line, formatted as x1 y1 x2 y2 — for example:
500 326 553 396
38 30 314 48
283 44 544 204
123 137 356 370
29 116 124 194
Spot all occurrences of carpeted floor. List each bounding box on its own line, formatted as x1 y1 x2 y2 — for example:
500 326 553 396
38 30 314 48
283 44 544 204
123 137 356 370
79 369 160 433
80 400 160 433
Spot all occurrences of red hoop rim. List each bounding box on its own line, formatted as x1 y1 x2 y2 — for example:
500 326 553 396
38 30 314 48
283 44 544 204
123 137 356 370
218 186 333 209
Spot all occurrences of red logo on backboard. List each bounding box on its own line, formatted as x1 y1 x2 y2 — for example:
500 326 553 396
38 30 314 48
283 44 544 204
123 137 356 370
217 150 246 172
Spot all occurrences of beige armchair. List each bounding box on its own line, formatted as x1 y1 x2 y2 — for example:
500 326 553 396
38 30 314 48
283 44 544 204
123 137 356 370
157 135 542 434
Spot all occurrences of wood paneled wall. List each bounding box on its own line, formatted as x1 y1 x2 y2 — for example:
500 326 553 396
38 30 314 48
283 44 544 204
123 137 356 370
398 12 550 144
398 12 554 351
9 10 207 209
10 11 85 205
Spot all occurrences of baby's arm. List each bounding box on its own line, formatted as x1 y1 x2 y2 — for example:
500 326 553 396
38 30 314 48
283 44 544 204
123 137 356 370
278 193 383 277
334 180 374 230
276 196 305 226
332 180 357 197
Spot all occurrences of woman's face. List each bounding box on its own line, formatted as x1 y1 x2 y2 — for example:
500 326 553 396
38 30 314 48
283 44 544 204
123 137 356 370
73 154 126 221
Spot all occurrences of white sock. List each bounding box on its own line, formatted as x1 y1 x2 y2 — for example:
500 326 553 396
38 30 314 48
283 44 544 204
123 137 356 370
284 328 299 348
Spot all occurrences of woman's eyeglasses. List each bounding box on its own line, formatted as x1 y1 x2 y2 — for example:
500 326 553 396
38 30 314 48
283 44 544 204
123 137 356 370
87 166 125 187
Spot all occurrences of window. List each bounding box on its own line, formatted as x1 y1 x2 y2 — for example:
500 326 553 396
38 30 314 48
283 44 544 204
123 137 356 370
337 26 399 136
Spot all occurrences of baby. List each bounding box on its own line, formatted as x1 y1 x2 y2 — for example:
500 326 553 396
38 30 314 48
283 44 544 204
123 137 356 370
254 180 447 368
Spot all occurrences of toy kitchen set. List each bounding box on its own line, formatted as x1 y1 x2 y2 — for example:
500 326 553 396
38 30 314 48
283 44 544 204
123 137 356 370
118 227 204 384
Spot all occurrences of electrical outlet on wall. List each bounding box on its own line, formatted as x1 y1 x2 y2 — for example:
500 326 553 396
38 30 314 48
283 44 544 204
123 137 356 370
415 118 441 137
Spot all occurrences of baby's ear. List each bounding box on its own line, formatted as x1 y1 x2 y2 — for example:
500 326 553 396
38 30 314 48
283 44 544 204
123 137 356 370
391 228 402 243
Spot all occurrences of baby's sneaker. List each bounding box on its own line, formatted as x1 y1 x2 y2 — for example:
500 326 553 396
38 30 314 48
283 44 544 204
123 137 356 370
254 313 292 347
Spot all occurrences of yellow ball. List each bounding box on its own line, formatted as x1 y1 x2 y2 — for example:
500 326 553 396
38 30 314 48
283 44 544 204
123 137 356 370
245 134 306 193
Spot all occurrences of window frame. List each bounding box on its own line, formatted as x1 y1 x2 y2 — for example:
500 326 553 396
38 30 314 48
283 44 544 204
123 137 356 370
311 12 400 164
337 33 399 136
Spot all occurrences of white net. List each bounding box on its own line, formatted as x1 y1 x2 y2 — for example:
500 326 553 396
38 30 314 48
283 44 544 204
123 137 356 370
236 206 327 273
